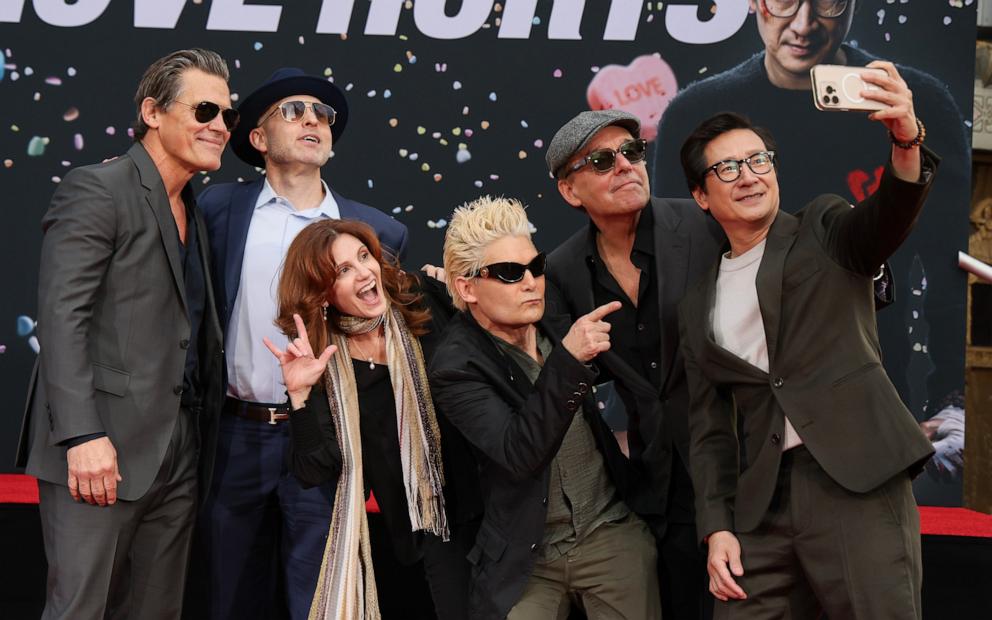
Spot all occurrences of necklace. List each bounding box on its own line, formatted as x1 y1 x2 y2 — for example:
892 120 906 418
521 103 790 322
349 331 381 370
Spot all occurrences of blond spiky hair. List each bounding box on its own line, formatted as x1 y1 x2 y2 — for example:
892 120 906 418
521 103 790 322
443 195 532 311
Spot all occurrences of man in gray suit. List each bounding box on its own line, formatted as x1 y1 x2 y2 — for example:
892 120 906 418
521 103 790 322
16 49 231 619
677 61 935 618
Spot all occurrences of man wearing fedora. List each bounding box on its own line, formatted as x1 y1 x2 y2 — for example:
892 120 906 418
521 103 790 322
191 67 408 619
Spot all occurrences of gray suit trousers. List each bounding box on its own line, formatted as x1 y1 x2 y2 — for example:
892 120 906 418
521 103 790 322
38 409 198 620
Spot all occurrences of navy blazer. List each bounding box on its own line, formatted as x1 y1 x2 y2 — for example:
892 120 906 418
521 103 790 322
198 178 409 330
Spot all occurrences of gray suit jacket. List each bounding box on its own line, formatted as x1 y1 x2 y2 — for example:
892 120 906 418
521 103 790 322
679 149 939 540
17 142 224 502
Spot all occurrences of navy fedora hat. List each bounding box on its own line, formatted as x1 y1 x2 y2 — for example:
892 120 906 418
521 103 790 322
231 67 349 168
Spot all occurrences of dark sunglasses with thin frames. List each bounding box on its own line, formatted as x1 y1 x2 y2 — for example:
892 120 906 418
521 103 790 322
471 253 547 283
762 0 849 19
566 138 648 177
172 101 240 131
705 151 776 183
260 100 337 126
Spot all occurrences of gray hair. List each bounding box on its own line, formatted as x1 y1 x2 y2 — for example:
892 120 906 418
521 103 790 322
132 48 230 141
443 196 532 311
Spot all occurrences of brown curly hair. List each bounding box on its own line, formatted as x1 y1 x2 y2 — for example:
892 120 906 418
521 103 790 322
274 219 430 354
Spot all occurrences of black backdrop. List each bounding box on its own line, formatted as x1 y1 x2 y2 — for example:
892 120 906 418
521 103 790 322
0 1 977 505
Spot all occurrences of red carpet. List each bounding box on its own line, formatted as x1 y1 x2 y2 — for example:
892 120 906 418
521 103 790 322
2 474 988 535
0 474 385 512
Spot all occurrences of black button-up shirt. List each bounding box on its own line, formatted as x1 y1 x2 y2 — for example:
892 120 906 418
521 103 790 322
586 206 694 523
178 205 206 410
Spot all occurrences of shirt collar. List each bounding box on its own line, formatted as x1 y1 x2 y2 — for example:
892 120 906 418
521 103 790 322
583 203 655 259
255 177 341 220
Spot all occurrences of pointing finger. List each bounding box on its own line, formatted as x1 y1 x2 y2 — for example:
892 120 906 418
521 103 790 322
584 301 622 322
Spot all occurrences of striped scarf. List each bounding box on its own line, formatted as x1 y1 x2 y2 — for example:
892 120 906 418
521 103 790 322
309 305 449 620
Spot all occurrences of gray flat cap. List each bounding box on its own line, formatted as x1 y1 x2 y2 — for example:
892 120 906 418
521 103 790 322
546 110 641 178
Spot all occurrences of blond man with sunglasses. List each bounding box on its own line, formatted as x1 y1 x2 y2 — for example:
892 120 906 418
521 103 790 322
188 67 408 620
430 196 660 620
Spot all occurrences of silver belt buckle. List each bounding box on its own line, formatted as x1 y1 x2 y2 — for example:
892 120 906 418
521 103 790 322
268 407 279 425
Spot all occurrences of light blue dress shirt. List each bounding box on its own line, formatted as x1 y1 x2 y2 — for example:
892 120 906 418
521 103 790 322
226 178 340 404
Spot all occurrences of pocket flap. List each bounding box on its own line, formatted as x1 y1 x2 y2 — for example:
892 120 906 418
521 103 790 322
468 521 507 565
92 363 130 397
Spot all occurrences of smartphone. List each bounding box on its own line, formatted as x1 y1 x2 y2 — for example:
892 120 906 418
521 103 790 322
810 65 887 112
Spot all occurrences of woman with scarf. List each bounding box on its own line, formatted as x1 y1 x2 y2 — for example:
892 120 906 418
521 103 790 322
262 219 479 620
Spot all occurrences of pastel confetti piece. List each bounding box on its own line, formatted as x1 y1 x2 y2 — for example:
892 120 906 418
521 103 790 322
392 207 402 214
63 107 80 122
474 180 483 188
393 64 403 72
480 121 490 130
488 92 497 102
520 120 529 128
11 125 19 132
51 176 61 183
409 153 419 161
45 76 62 86
61 160 71 167
453 81 462 90
399 148 409 157
67 67 77 77
456 149 472 163
367 90 377 97
10 72 19 81
324 68 333 77
345 83 354 91
389 118 399 127
298 35 305 44
944 16 952 25
404 205 414 212
439 139 449 146
29 336 39 354
106 126 116 135
383 89 391 99
428 220 436 229
433 174 442 182
417 126 426 135
0 345 5 353
432 131 442 139
462 106 469 115
489 174 500 180
518 151 528 159
421 163 430 172
436 218 447 227
452 127 462 136
533 139 544 148
3 159 12 168
16 315 35 336
553 69 563 78
465 129 474 137
24 66 33 76
253 42 263 51
27 136 47 156
33 92 41 101
898 15 907 24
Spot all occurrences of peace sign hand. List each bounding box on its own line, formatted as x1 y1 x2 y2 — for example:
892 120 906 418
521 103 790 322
263 313 336 408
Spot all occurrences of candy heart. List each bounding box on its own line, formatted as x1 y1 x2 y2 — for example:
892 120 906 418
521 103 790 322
586 53 678 142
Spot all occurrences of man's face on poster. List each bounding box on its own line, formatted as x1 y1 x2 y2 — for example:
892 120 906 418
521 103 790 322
751 0 856 89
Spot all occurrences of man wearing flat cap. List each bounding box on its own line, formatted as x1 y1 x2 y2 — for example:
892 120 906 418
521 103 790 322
544 109 725 619
191 67 408 619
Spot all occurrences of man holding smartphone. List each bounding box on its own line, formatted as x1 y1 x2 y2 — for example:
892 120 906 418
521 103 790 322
677 61 935 617
652 0 970 440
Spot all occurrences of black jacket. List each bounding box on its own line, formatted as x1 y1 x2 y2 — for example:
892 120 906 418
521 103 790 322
428 311 637 620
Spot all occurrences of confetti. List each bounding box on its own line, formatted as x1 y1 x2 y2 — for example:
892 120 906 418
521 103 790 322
453 81 462 90
45 76 62 86
367 90 377 97
488 92 497 102
389 118 399 127
417 126 426 135
421 163 430 172
106 126 116 136
533 139 544 148
3 159 12 168
518 150 528 159
520 120 529 128
409 152 419 161
456 149 472 163
404 205 414 212
393 63 403 72
16 315 35 336
399 148 409 157
452 127 462 136
433 173 442 182
383 89 392 99
367 179 374 188
63 107 80 122
24 66 33 76
67 67 77 77
298 35 305 44
392 206 402 214
27 136 48 156
474 180 483 188
553 69 563 78
898 15 907 24
480 121 490 130
253 42 263 51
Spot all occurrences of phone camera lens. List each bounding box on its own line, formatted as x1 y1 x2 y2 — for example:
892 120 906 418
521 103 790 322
826 86 835 94
831 95 840 104
822 95 831 105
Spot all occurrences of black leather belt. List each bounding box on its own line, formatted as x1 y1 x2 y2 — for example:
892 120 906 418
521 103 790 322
224 397 290 425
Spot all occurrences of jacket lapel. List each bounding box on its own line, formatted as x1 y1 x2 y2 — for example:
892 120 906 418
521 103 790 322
693 258 767 378
755 210 799 364
130 143 187 313
224 179 263 324
651 199 689 390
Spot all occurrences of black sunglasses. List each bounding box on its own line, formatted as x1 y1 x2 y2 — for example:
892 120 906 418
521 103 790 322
566 138 647 176
173 100 240 131
471 253 547 283
260 100 337 126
